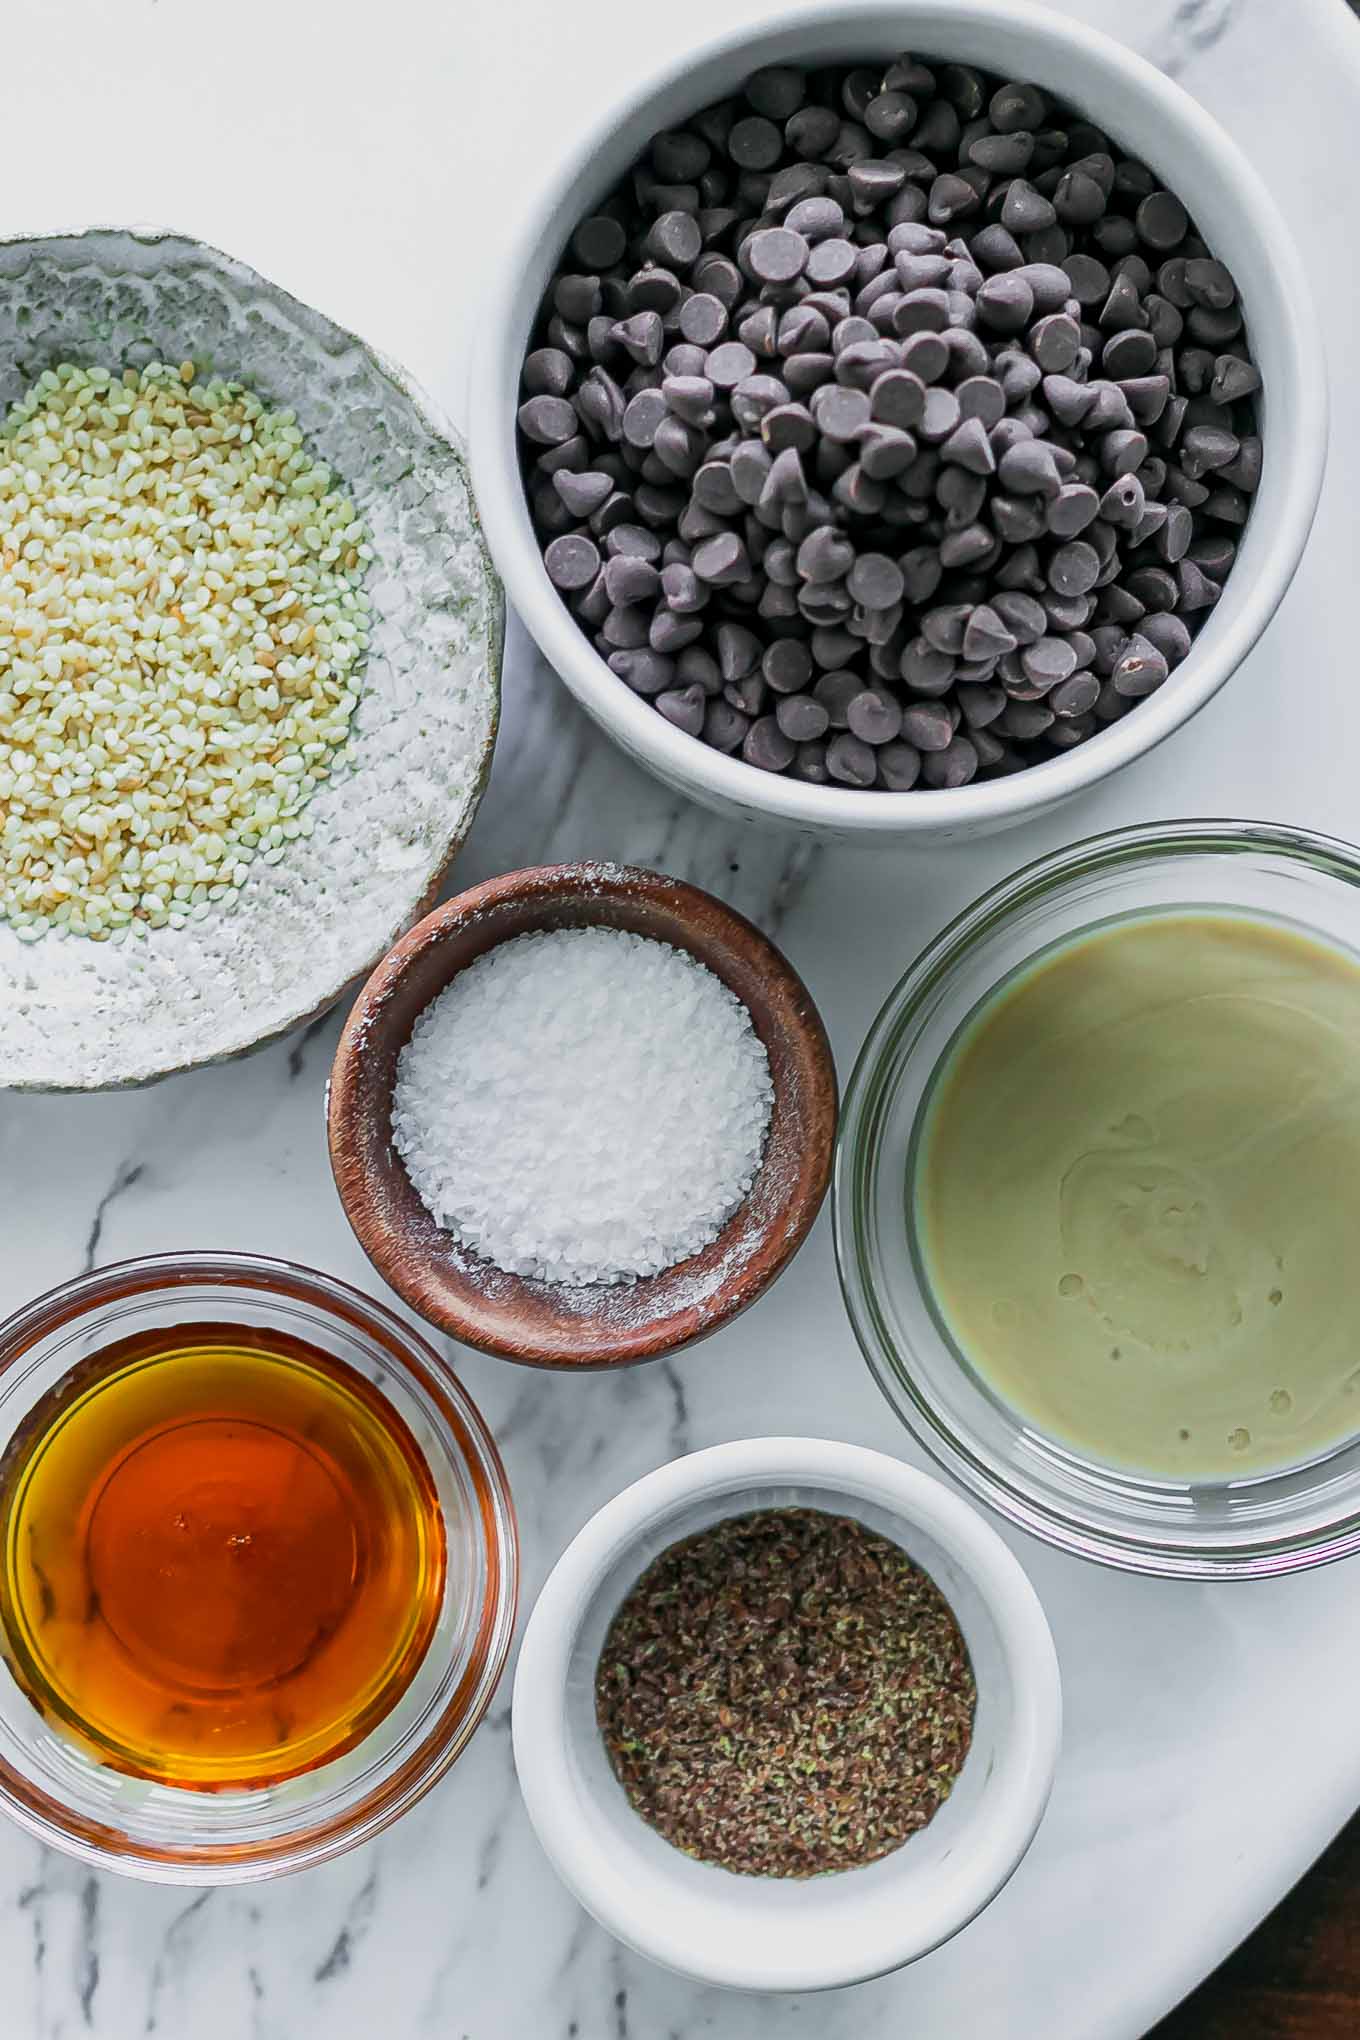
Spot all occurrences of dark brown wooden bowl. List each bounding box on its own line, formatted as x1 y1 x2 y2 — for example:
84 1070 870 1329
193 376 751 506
327 862 838 1368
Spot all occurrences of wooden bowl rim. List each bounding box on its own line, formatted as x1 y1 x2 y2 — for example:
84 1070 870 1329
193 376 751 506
327 861 838 1368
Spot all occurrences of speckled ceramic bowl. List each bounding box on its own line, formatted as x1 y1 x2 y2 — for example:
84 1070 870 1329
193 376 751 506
1 227 502 1092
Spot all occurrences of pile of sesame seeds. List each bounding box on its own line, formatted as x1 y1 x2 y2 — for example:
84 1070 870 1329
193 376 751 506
0 362 372 941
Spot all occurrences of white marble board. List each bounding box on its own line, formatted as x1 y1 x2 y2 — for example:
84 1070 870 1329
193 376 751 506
1 0 1357 2033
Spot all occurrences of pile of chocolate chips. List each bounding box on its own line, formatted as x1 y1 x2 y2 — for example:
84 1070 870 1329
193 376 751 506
518 54 1260 790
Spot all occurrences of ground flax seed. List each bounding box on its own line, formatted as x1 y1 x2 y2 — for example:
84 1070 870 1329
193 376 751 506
595 1506 975 1876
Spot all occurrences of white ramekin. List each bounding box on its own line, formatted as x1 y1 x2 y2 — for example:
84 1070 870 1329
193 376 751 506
511 1437 1061 1991
470 0 1326 844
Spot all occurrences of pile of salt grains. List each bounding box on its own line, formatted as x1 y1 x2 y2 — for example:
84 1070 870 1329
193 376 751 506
392 925 774 1285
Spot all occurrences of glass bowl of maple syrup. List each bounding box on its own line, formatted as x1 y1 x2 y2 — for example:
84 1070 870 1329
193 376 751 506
0 1252 517 1882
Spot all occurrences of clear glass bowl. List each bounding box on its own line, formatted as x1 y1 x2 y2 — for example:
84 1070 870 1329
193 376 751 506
834 821 1360 1580
0 1253 517 1880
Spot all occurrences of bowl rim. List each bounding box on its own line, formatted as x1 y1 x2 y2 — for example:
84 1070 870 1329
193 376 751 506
0 223 503 1093
511 1435 1062 1991
468 0 1327 835
0 1250 519 1882
833 816 1360 1578
326 860 838 1368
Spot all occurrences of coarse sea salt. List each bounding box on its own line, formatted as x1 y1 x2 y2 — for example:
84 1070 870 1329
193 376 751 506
391 925 775 1287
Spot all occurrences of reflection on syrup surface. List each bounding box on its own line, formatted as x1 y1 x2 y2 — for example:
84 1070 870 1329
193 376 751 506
0 1323 446 1789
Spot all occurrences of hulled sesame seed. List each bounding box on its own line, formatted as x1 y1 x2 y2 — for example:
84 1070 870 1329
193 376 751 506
0 363 373 939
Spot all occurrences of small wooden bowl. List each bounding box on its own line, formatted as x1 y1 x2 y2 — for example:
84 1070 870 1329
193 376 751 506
327 862 837 1368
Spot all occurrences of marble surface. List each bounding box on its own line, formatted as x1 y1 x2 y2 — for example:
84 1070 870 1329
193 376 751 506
2 0 1358 2032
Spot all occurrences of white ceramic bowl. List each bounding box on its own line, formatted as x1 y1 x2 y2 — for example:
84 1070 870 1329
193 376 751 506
512 1437 1061 1991
470 0 1325 844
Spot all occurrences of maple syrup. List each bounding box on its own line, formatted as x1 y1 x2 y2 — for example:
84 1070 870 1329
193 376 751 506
0 1321 445 1789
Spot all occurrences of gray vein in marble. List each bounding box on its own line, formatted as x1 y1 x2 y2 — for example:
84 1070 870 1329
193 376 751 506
459 617 819 943
246 1962 269 2040
77 1874 100 2027
418 1726 522 2026
480 1373 543 1450
609 1945 631 2040
1156 0 1244 74
556 1907 595 1990
658 1359 689 1459
82 1159 146 1273
313 1867 378 1984
474 1752 517 1894
287 1010 337 1082
18 1875 47 1983
143 1890 213 2035
762 838 821 939
638 805 687 886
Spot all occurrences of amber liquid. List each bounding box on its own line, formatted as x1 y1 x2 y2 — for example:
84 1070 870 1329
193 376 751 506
0 1323 445 1790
